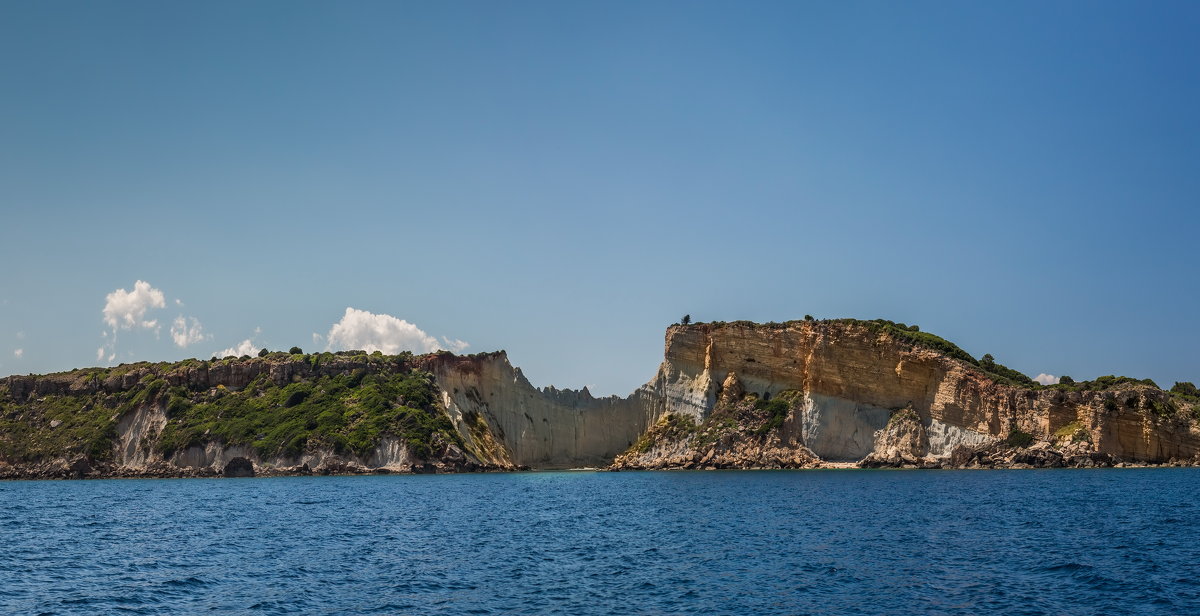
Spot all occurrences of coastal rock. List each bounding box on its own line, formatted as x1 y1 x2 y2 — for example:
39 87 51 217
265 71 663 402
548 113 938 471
858 406 930 468
223 457 255 478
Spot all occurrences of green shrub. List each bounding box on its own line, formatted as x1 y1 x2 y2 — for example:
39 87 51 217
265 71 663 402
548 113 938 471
753 398 791 435
1053 421 1090 443
1146 397 1178 418
1171 382 1200 400
1005 428 1034 448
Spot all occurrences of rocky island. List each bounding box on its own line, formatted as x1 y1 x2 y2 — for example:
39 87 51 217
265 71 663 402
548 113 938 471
2 319 1198 479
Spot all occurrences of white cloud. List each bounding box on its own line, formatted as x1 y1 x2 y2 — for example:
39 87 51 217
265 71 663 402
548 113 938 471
102 280 166 330
324 307 468 355
174 299 183 306
1034 373 1060 386
441 336 470 353
97 347 105 361
312 332 324 345
170 316 210 348
215 339 259 358
13 348 23 359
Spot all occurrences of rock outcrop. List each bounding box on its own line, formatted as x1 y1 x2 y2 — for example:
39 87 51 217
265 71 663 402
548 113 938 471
608 320 1200 469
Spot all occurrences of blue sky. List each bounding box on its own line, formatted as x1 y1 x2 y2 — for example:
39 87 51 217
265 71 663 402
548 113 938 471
1 1 1197 394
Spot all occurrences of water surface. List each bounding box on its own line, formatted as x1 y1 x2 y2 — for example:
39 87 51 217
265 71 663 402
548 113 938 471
2 469 1198 615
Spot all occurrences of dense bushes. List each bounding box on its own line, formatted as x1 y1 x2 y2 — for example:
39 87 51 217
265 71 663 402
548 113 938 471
1051 375 1160 392
753 397 791 435
1171 382 1200 401
156 368 459 460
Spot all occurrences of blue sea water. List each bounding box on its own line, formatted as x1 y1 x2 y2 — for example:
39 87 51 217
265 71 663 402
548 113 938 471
2 469 1199 615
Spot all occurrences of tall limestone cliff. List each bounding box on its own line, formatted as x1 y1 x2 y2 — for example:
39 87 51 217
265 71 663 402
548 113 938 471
418 352 653 469
612 320 1200 469
1 319 1198 479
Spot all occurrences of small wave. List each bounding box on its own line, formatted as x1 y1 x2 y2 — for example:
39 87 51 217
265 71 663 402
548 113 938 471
1040 562 1093 573
162 576 208 588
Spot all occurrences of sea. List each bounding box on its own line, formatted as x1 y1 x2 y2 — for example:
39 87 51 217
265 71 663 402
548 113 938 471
2 469 1198 615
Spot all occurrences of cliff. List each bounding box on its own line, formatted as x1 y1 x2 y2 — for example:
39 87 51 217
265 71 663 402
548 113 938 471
419 352 653 469
2 319 1198 479
0 352 518 479
611 320 1200 469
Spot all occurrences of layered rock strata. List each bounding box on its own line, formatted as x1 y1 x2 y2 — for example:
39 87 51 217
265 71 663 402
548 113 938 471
2 320 1198 479
609 321 1200 469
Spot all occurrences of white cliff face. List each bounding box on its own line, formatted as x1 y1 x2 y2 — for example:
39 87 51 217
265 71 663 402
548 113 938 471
364 437 413 470
115 404 167 467
428 353 653 469
926 419 994 457
800 393 891 461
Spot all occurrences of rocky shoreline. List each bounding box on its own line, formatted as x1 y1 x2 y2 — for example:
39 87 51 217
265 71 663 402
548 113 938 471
6 443 1200 480
0 456 522 481
607 443 1200 472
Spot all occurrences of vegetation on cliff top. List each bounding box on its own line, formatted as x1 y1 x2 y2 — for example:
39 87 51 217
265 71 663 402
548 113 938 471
0 353 462 464
156 368 459 460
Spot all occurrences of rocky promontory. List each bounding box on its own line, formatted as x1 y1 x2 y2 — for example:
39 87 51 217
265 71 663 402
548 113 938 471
608 319 1200 470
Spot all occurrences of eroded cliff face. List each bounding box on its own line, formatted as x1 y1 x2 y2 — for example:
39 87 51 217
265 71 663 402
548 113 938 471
612 322 1200 469
418 353 654 469
2 320 1197 479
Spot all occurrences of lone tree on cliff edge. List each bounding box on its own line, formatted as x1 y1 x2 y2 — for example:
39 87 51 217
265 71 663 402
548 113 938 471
680 314 691 325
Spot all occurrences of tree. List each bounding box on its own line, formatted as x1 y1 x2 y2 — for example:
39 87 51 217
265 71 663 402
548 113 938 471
289 346 303 355
681 314 691 325
258 348 269 357
804 315 814 321
1060 376 1075 385
1172 381 1199 398
981 354 996 370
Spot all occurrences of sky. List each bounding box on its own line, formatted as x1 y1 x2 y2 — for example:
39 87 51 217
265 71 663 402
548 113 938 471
1 1 1197 395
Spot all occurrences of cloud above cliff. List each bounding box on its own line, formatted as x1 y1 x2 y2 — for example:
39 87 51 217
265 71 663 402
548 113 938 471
1034 373 1060 385
323 307 467 354
103 280 165 331
215 339 260 358
170 316 210 348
